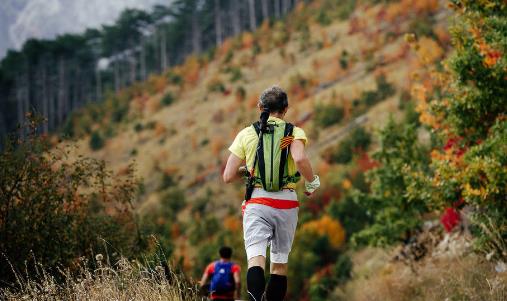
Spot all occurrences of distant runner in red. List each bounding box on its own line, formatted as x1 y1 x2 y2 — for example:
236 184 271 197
199 246 241 301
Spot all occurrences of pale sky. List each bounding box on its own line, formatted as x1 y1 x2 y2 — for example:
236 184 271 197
0 0 170 59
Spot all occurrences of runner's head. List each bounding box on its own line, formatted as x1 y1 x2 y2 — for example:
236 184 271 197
258 85 288 116
219 246 233 259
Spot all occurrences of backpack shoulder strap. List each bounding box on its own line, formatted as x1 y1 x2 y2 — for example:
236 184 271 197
251 122 267 189
279 123 294 187
252 122 261 135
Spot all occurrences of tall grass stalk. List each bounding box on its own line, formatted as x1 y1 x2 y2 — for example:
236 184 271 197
0 255 200 301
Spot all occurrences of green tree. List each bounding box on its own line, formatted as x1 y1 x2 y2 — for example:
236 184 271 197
329 127 371 164
352 118 430 246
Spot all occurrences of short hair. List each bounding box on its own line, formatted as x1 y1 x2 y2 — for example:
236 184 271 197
219 246 232 259
258 85 288 114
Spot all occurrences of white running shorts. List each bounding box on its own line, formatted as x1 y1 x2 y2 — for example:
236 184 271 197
243 202 299 264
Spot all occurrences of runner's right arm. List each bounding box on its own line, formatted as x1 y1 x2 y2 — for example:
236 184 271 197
290 139 314 182
199 270 209 287
223 153 243 183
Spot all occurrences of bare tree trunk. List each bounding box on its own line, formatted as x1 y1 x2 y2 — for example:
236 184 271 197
15 75 24 130
140 40 147 80
48 67 55 131
114 59 120 92
248 0 256 31
274 0 280 18
160 29 168 71
41 64 48 133
129 54 137 84
231 0 241 36
73 65 80 110
57 58 66 125
214 0 223 46
282 0 290 15
191 9 202 54
261 0 269 21
96 66 102 101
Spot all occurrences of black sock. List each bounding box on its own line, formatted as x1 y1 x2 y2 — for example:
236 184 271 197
265 274 287 301
247 266 265 301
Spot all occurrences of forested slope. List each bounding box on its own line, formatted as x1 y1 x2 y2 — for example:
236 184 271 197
0 0 301 144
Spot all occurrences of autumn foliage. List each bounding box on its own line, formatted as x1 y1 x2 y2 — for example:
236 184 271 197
0 117 143 283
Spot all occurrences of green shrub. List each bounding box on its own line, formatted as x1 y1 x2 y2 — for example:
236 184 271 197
314 104 344 128
207 79 226 93
288 233 331 298
203 46 216 62
0 120 143 283
334 0 356 20
327 194 372 238
159 173 176 190
134 123 144 132
167 71 182 85
223 49 234 64
329 127 371 164
251 42 261 56
189 216 220 246
145 121 156 130
111 97 129 123
235 86 246 101
224 66 243 82
299 25 311 51
61 115 75 138
354 75 396 108
333 254 352 285
89 131 105 150
159 188 186 219
200 138 209 146
308 253 353 301
375 75 396 100
339 50 349 69
408 15 436 38
352 119 430 247
161 92 175 106
316 10 332 25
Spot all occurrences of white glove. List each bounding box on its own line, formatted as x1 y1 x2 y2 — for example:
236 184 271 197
304 175 320 196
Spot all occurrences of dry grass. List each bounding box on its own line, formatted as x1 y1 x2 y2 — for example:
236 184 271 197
335 249 507 301
0 256 199 301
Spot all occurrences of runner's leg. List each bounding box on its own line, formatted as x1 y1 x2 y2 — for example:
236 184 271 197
243 205 273 301
266 207 298 301
265 273 287 301
247 256 266 301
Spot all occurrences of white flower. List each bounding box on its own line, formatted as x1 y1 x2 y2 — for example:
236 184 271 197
95 254 104 262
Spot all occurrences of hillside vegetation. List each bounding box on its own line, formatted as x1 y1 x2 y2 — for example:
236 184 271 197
1 0 506 300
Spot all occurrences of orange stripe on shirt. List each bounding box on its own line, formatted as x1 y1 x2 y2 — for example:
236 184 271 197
245 197 299 209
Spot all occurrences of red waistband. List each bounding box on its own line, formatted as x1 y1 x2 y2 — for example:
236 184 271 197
245 197 299 209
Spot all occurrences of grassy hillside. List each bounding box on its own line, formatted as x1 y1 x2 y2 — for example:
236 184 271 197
33 0 506 300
